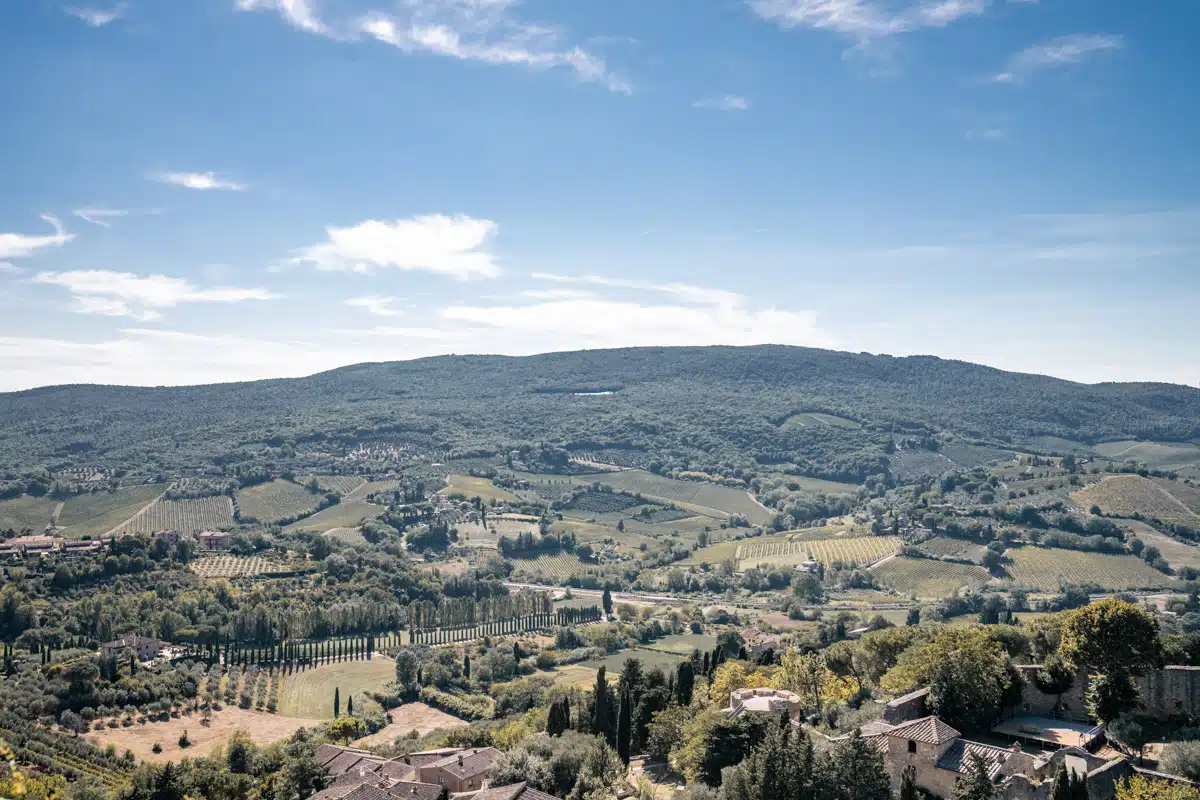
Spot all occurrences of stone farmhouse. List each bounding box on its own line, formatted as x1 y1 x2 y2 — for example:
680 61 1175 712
100 634 169 662
314 745 511 800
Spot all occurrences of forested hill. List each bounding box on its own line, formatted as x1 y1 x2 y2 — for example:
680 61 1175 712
1 345 1198 479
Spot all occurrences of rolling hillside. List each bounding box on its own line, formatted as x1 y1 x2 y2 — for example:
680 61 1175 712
0 346 1197 481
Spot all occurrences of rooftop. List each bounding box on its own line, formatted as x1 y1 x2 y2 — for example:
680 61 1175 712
886 716 962 745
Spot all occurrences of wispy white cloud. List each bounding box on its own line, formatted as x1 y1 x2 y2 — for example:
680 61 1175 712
747 0 987 42
0 262 22 275
65 3 129 26
32 270 277 321
345 295 404 316
694 94 750 112
293 214 500 280
72 207 161 228
235 0 631 93
0 215 74 260
152 171 247 191
234 0 326 34
532 272 744 307
992 33 1123 84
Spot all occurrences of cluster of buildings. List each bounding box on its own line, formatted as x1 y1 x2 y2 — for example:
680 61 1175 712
0 529 234 561
0 535 104 559
311 745 553 800
724 668 1200 800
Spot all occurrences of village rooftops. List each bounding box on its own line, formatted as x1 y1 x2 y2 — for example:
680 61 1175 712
452 782 561 800
427 748 500 781
885 716 962 745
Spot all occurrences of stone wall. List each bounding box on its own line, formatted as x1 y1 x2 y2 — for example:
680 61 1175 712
1016 665 1200 721
883 688 930 725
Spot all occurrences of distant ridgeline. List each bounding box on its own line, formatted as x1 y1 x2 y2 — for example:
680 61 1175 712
1 345 1198 482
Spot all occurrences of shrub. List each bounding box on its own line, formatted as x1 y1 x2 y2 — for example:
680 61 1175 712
178 730 191 748
152 743 163 753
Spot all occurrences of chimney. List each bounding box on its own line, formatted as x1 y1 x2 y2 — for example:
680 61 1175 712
458 755 464 766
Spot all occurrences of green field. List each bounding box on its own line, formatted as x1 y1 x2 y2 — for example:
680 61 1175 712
285 500 383 533
276 658 397 720
0 495 60 533
346 481 402 501
912 537 987 562
56 484 165 538
782 412 862 430
441 475 519 503
236 480 321 524
638 633 717 654
870 557 993 599
584 648 688 675
736 535 900 571
1003 546 1176 591
1073 476 1200 528
580 470 773 524
1093 441 1200 472
112 496 235 536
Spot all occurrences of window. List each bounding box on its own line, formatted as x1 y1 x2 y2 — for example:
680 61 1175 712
438 778 444 786
908 740 917 754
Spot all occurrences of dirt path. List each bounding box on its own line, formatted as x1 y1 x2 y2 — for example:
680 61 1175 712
102 490 167 537
51 502 65 527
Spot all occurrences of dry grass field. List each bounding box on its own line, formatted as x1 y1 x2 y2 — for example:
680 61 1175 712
582 470 774 524
440 475 519 503
1120 520 1200 571
0 495 63 533
352 703 467 747
87 707 315 764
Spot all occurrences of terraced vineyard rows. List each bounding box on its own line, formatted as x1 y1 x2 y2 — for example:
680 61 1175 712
1003 546 1176 591
0 714 133 789
870 556 992 598
736 536 900 570
235 479 321 524
111 496 235 536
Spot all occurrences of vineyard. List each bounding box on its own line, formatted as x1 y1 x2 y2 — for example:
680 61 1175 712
235 480 321 524
506 552 590 582
870 556 992 598
301 475 366 496
1073 476 1200 528
0 495 60 533
1003 546 1176 591
346 480 402 500
566 491 643 514
192 556 300 579
583 470 774 524
111 496 235 536
1156 479 1200 515
736 536 900 571
0 712 133 790
284 500 383 534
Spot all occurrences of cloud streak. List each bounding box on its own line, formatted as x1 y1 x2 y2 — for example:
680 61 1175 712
65 3 129 26
32 270 277 321
345 295 404 316
73 207 161 228
694 94 749 112
993 33 1123 84
746 0 987 41
152 171 247 191
235 0 631 93
0 215 74 260
293 214 501 279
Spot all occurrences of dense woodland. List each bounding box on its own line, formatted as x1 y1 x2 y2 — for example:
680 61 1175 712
1 346 1198 484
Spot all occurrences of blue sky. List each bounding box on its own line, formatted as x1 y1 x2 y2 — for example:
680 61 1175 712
1 0 1197 391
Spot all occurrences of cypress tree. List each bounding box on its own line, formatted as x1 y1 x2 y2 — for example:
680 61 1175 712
334 687 341 719
676 661 695 706
347 695 354 716
616 686 632 764
463 654 471 680
591 666 615 746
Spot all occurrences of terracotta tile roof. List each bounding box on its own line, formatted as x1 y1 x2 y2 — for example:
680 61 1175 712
428 748 500 780
453 784 560 800
398 749 463 769
326 753 386 777
387 781 446 800
315 744 373 767
376 762 419 782
886 716 961 745
936 740 1013 778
